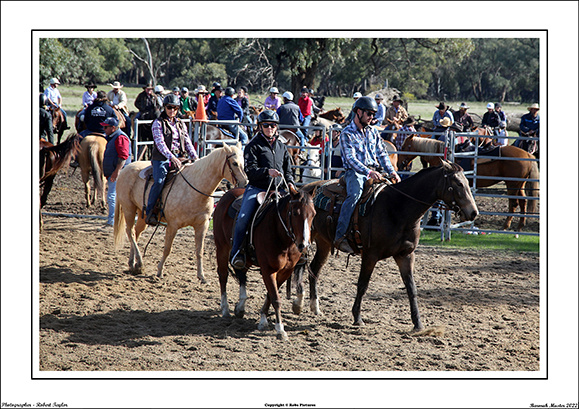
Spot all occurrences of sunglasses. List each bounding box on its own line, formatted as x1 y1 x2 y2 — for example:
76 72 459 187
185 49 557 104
261 123 277 128
364 110 376 117
166 106 179 110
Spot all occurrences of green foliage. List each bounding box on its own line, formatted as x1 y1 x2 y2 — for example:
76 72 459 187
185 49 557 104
419 230 539 253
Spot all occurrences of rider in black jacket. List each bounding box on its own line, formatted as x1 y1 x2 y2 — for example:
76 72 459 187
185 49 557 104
230 110 297 268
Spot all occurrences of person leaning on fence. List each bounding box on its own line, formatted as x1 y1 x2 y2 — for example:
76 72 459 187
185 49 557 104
334 96 401 254
229 109 298 269
277 91 306 146
101 116 131 227
179 87 197 118
134 82 161 121
145 94 199 226
432 101 454 129
107 81 132 138
454 102 474 132
514 103 540 148
40 93 55 144
217 87 249 145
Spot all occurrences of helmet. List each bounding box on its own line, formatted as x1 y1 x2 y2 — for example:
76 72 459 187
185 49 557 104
154 85 164 93
224 87 235 97
172 86 180 92
486 102 495 109
353 96 378 113
163 94 180 107
353 92 362 99
40 93 47 107
212 82 221 88
269 87 279 94
282 91 294 100
49 78 60 85
257 110 279 124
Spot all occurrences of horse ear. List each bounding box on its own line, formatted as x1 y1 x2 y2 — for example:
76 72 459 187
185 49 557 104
221 141 227 150
236 141 242 150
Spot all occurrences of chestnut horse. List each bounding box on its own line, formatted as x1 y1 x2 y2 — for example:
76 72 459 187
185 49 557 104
398 136 539 231
318 107 346 123
213 186 316 340
296 161 478 330
50 107 68 144
114 143 248 282
78 134 107 208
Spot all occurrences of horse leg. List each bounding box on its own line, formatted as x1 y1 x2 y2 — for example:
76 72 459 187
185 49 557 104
156 224 179 278
394 253 424 332
260 271 288 340
291 263 306 315
234 283 248 318
40 175 55 208
193 219 209 284
352 254 379 326
307 240 332 315
124 204 144 274
81 168 92 207
502 182 522 230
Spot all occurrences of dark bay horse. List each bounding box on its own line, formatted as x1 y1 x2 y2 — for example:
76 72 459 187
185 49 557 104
50 107 68 144
398 136 539 231
213 187 316 340
297 161 478 331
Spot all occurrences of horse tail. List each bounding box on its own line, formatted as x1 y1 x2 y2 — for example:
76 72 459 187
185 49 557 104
40 133 80 181
89 142 104 195
525 160 539 215
113 199 126 249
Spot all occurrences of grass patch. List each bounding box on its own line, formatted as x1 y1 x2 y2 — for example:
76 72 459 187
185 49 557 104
419 230 539 253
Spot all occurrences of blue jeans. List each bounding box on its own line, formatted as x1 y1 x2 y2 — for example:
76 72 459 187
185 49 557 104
302 115 312 128
106 178 116 225
225 124 248 145
146 159 171 216
230 185 264 258
334 169 366 241
296 129 306 146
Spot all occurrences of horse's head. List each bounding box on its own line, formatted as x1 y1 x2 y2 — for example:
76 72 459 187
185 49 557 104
397 135 416 171
439 160 478 222
284 190 316 252
306 145 320 163
221 142 248 188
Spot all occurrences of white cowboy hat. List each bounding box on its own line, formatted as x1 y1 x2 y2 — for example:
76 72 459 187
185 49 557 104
49 78 60 85
109 81 124 89
195 85 208 94
527 103 540 110
439 117 453 127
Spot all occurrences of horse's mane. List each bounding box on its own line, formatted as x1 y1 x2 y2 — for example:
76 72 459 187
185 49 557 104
409 137 445 153
192 145 238 173
40 134 80 181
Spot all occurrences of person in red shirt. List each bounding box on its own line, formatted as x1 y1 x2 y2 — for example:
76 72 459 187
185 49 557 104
101 116 131 226
298 87 314 130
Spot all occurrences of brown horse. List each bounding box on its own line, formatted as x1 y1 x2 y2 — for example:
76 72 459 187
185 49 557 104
295 161 478 330
114 143 248 282
78 134 107 208
319 107 346 123
50 107 68 144
279 130 303 167
213 187 316 340
398 136 539 231
383 139 398 171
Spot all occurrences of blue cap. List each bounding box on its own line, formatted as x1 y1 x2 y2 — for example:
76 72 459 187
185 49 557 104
100 116 119 127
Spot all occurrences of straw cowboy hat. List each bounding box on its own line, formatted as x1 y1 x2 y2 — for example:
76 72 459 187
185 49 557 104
143 82 154 89
195 85 209 94
439 117 453 127
109 81 124 89
435 102 448 110
527 103 540 110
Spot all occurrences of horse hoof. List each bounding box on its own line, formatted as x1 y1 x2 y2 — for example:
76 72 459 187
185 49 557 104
353 319 365 326
234 308 245 319
291 302 302 315
276 331 289 341
221 310 231 318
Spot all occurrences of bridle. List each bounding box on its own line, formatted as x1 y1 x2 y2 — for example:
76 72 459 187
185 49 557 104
180 152 240 198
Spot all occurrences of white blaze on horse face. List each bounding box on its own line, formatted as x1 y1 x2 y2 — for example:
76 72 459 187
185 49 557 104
303 217 311 247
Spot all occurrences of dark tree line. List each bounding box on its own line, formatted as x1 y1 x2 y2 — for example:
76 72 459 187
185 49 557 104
40 37 539 102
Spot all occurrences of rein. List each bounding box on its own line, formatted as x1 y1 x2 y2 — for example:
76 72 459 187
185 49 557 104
179 152 238 198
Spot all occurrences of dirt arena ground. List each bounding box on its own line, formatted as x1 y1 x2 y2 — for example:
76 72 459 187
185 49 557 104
38 167 540 372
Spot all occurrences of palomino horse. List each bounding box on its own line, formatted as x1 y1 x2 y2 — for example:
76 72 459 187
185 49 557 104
50 107 68 144
296 161 478 330
78 134 107 208
398 136 539 231
213 186 316 340
114 143 248 282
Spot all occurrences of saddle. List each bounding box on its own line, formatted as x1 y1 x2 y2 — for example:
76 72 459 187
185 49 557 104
228 191 286 266
313 176 390 254
139 158 194 220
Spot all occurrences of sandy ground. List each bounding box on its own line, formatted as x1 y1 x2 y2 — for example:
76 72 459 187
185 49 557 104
38 168 540 372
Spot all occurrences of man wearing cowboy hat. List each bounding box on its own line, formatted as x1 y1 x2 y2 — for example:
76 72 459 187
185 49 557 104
384 96 409 133
43 77 69 127
396 116 417 150
432 101 454 129
454 102 474 132
134 82 161 121
195 84 210 106
206 83 223 120
372 93 386 126
514 103 540 148
107 81 132 137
